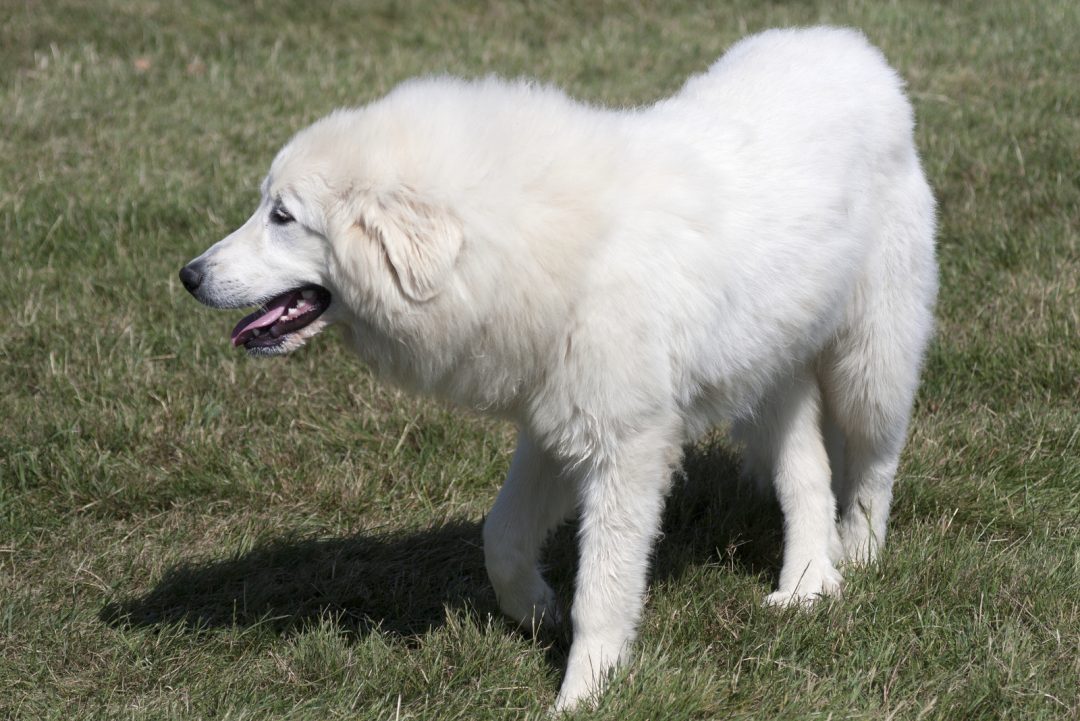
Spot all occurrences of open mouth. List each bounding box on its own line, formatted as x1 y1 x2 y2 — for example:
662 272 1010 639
230 285 332 351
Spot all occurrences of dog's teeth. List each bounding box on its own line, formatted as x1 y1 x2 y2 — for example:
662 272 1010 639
252 329 262 337
301 290 315 300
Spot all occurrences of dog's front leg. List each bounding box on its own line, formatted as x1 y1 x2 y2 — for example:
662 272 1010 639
483 431 576 630
553 420 679 712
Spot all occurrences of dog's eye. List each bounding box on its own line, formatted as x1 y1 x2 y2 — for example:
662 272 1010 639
270 203 294 225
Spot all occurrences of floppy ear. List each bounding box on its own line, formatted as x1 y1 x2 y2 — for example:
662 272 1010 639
359 189 464 302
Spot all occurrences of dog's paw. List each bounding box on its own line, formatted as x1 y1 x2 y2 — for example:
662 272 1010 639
551 638 622 714
497 579 562 632
551 685 591 716
552 683 599 715
839 517 883 567
764 588 829 608
765 559 843 608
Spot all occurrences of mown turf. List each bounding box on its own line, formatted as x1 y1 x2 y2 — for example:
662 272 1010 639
1 1 1077 719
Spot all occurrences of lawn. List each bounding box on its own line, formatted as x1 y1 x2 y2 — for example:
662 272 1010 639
1 1 1077 719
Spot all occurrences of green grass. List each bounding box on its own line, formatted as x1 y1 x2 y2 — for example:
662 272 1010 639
2 1 1078 718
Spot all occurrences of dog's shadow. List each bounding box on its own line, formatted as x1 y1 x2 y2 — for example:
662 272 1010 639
102 438 782 644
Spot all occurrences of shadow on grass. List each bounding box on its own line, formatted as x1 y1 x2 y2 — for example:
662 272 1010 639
101 519 496 638
102 438 782 640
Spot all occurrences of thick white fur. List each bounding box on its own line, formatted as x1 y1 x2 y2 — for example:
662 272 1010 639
186 27 937 711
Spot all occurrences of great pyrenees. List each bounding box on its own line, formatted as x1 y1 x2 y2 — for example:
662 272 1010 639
180 27 937 710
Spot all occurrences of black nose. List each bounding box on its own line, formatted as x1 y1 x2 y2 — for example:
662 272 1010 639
179 262 204 294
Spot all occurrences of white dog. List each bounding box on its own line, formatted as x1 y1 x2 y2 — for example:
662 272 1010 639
181 27 937 710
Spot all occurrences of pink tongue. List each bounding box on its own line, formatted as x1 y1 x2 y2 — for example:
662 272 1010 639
229 292 296 346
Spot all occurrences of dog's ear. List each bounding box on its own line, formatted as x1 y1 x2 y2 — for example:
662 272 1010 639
359 189 463 302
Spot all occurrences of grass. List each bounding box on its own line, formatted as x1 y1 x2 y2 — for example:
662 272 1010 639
1 0 1078 718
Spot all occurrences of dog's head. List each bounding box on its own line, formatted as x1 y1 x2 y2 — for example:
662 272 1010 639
179 106 466 359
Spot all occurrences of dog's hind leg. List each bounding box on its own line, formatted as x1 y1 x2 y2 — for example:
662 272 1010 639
731 418 774 494
819 305 933 565
819 327 920 565
819 163 937 565
732 370 844 607
733 392 845 510
483 431 576 631
753 369 844 606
